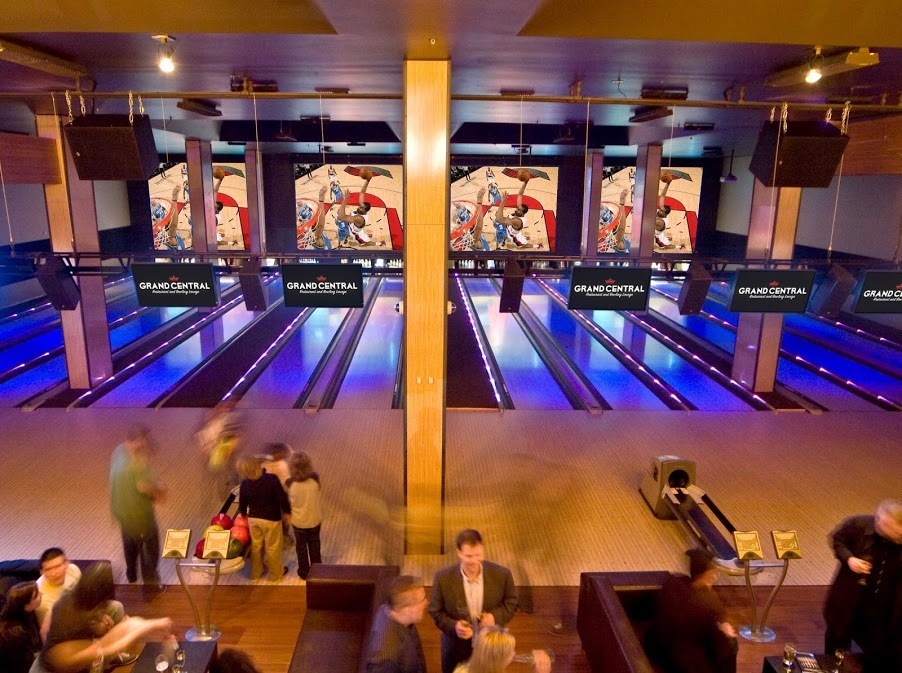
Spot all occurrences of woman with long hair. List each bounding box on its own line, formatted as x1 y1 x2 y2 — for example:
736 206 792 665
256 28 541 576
286 450 322 580
454 626 551 673
237 455 291 581
0 581 42 673
36 562 171 673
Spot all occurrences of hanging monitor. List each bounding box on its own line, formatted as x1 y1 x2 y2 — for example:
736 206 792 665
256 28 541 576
854 271 902 314
729 270 816 313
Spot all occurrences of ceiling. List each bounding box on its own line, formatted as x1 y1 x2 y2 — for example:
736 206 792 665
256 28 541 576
1 0 900 158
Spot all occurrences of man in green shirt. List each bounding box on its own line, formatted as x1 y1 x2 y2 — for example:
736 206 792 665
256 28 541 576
109 425 166 599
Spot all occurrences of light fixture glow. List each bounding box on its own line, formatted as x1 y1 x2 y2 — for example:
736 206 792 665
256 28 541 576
804 68 822 84
152 35 176 74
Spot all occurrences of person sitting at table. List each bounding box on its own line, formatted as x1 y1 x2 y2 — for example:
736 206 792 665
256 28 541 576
648 548 738 673
35 561 171 673
0 581 42 673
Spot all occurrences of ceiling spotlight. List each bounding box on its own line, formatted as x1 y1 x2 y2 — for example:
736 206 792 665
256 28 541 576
152 35 175 73
766 47 879 87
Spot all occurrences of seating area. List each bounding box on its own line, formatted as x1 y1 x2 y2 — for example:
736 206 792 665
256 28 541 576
287 563 399 673
577 570 673 673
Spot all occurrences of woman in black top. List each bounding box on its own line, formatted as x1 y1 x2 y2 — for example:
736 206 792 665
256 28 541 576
0 581 42 673
237 455 291 581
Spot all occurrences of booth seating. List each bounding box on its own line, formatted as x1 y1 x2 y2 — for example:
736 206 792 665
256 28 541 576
288 563 400 673
577 571 672 673
0 559 103 598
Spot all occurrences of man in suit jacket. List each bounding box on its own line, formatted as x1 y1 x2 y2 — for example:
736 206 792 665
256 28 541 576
824 499 902 672
428 529 518 673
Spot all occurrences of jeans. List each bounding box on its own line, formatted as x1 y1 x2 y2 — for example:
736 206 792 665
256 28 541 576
293 524 322 580
121 524 160 585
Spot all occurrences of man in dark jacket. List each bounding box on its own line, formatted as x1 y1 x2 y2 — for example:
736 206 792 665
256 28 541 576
428 529 518 673
365 576 428 673
824 499 902 672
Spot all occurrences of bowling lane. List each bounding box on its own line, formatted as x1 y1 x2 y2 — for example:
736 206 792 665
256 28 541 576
463 277 571 410
0 305 192 407
0 292 143 371
333 278 403 409
93 282 281 408
648 286 880 411
539 279 751 410
688 286 902 404
0 277 134 344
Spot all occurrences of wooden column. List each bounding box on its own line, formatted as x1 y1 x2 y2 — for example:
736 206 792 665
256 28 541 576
582 151 605 257
244 148 266 253
629 144 663 257
35 115 113 389
185 139 217 254
403 59 450 555
731 178 802 393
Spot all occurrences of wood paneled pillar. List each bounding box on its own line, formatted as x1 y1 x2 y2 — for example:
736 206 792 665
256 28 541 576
582 151 605 257
185 139 217 254
731 178 802 393
629 144 663 257
35 115 113 389
244 148 266 253
403 59 450 555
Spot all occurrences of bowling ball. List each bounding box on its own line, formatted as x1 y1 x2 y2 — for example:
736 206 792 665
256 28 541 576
517 169 531 182
211 513 233 530
226 538 245 559
230 526 250 545
213 166 227 180
233 514 250 529
195 538 205 559
660 170 674 183
359 167 374 180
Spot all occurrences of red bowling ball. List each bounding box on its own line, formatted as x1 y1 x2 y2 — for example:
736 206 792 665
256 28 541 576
230 526 250 544
211 513 233 529
195 538 205 559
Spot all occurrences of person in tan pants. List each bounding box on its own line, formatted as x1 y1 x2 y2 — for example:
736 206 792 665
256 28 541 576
236 457 290 581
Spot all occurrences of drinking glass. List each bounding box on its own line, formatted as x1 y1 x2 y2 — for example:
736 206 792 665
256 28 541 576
155 655 170 672
175 649 186 665
857 556 872 586
833 648 845 672
782 643 796 669
512 649 555 664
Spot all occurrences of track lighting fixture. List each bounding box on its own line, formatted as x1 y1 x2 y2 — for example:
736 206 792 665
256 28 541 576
152 35 175 73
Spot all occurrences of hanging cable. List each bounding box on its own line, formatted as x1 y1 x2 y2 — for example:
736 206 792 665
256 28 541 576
160 97 169 163
252 92 260 148
826 101 852 261
518 96 524 167
667 106 676 168
319 95 327 164
765 103 788 261
0 157 13 248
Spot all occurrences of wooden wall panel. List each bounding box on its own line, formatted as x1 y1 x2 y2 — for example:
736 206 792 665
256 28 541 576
403 60 450 555
0 132 60 184
841 115 902 176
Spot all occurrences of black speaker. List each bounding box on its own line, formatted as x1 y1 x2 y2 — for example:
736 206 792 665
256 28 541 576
749 121 849 188
499 259 527 313
239 258 268 311
810 264 857 318
36 257 80 311
63 115 159 181
677 262 712 315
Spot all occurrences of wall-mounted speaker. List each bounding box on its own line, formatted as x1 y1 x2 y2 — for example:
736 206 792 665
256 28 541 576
499 259 528 313
239 258 268 311
677 262 712 315
810 264 857 318
639 455 697 520
749 121 849 188
63 115 159 181
36 256 80 311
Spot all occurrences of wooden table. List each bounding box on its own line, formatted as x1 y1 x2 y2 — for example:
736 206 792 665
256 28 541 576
761 654 861 673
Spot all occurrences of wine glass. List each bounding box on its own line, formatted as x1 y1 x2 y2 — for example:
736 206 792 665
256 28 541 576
857 556 872 586
175 649 186 665
512 649 555 664
782 643 796 669
155 655 170 672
